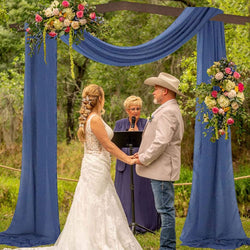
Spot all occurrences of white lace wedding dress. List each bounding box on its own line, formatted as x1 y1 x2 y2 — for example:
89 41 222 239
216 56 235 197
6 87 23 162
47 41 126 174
6 114 142 250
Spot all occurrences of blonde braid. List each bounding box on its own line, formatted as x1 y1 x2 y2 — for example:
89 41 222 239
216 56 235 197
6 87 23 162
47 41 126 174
77 84 104 142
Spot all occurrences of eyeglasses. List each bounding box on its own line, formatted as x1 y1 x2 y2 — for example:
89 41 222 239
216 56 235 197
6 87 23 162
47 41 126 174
129 108 141 111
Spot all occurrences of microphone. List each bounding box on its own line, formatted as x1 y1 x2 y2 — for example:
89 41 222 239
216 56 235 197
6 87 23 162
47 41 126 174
131 116 136 129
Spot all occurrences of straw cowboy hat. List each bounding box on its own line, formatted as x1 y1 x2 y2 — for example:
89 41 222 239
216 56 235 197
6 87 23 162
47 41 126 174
144 72 185 97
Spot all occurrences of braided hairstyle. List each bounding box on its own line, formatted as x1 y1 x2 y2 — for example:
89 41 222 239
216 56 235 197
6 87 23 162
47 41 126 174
77 84 104 142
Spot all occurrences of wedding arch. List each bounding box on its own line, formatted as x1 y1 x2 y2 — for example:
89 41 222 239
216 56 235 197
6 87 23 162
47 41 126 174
0 3 249 249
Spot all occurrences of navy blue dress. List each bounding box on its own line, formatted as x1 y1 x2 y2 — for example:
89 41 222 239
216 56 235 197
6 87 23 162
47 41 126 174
114 118 161 233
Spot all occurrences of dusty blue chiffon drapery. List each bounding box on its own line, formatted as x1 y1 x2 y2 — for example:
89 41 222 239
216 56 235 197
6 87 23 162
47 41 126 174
0 7 248 248
0 35 60 246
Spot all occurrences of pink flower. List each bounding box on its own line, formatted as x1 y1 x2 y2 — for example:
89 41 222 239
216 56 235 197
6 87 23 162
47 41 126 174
212 107 219 114
223 92 229 97
225 67 232 74
233 71 241 79
64 26 70 33
48 31 57 37
211 90 218 98
76 11 83 18
89 12 96 19
78 4 85 11
62 1 69 8
227 118 234 125
238 83 244 92
218 108 225 115
219 129 225 135
26 27 31 33
59 17 65 22
35 14 43 23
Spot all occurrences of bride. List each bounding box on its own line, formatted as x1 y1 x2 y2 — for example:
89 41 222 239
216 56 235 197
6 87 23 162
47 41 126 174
6 84 142 250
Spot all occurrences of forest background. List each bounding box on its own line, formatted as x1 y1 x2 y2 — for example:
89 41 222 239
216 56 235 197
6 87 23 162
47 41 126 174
0 0 249 249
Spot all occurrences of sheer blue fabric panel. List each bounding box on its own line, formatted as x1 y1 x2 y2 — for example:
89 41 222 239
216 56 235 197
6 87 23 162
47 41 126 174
60 7 222 66
180 20 250 249
0 35 60 247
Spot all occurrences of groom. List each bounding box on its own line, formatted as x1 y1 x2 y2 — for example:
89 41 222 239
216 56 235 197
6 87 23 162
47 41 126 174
135 72 184 250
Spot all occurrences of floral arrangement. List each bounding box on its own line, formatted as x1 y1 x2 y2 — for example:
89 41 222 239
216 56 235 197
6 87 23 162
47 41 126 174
26 0 104 79
196 58 245 141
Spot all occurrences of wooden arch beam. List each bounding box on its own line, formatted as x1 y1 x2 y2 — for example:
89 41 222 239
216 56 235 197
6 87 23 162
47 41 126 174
95 1 250 25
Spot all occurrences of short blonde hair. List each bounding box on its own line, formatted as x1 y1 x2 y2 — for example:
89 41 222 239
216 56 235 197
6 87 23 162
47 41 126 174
123 96 142 110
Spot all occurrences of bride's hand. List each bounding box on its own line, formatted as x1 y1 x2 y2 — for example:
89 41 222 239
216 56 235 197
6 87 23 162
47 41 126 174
127 156 136 165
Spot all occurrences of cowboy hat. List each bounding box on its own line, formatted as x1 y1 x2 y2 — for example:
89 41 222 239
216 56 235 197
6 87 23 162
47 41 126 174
144 72 185 97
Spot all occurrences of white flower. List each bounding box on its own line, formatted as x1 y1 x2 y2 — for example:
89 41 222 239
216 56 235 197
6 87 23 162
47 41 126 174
53 8 59 16
218 108 225 115
215 72 224 80
51 0 59 7
225 80 236 92
228 90 236 99
63 8 75 20
217 95 230 108
53 19 63 30
79 19 87 25
237 92 245 103
204 96 217 109
44 8 53 17
71 21 80 30
64 19 71 27
231 102 239 110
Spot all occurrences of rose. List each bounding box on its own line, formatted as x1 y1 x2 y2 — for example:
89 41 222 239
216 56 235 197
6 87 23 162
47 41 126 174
217 95 230 108
219 129 225 135
62 1 70 7
218 108 225 115
233 71 241 79
238 83 244 92
49 31 57 37
79 19 87 25
204 96 217 109
54 19 63 30
71 21 80 29
212 107 219 114
224 80 235 91
35 14 43 22
26 27 31 33
225 67 232 74
76 11 83 18
227 118 234 125
89 12 96 19
231 102 239 110
64 26 70 33
211 90 218 98
44 8 53 17
227 90 236 99
64 19 71 26
215 72 224 80
78 4 85 10
237 92 245 103
53 8 59 15
59 16 65 22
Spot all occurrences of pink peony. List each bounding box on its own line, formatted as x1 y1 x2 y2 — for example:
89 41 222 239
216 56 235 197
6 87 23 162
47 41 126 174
233 71 241 79
227 118 234 125
62 1 69 7
219 129 225 135
89 12 96 19
225 67 232 74
76 10 83 18
64 26 70 33
49 31 57 37
35 14 43 23
212 107 219 114
59 17 65 22
238 83 244 92
211 90 218 98
78 4 85 10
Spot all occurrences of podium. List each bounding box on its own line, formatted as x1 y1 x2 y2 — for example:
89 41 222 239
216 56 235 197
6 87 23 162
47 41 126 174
112 131 155 234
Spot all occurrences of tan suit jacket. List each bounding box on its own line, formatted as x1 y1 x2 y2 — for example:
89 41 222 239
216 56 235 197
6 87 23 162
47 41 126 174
136 99 184 181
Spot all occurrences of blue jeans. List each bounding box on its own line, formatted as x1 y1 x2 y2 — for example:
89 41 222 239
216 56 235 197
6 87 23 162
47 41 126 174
151 180 176 250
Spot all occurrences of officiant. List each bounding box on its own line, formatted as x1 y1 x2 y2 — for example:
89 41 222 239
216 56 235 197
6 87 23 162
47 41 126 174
114 96 161 233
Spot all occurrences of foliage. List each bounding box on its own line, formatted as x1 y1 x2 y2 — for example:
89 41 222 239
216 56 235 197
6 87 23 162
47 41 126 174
196 58 246 141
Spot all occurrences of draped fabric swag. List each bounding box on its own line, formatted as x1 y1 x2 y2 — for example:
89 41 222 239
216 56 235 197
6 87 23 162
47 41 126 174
0 7 248 249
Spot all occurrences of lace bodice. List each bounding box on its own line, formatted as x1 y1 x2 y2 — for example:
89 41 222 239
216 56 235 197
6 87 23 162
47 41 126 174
84 114 114 157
